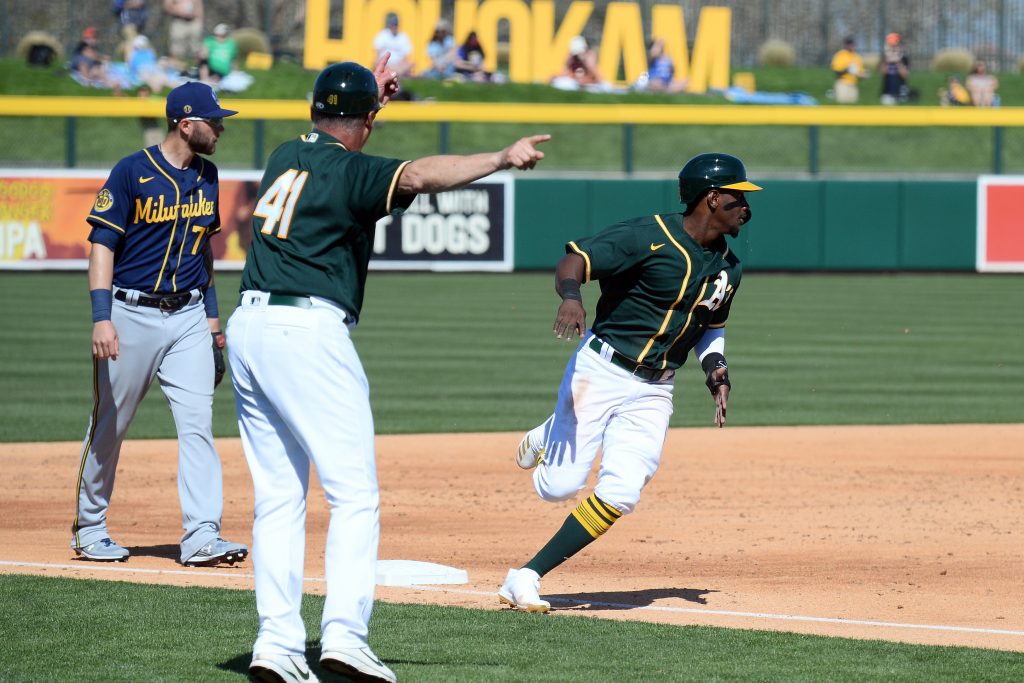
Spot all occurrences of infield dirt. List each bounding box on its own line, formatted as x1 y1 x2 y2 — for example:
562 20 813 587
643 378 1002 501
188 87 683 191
1 424 1021 652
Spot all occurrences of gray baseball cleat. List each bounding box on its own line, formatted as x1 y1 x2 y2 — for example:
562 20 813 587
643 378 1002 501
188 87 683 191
73 537 129 562
183 537 248 567
249 653 320 683
515 431 545 470
320 647 397 683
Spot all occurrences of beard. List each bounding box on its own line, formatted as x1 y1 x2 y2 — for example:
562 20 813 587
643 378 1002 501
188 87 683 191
186 126 217 155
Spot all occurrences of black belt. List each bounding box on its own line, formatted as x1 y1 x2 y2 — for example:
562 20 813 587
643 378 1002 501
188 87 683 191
588 337 673 381
115 289 197 312
241 293 353 322
267 294 311 308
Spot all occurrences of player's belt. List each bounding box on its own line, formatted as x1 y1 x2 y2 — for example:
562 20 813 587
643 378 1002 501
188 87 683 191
588 337 673 382
114 289 197 312
267 294 312 308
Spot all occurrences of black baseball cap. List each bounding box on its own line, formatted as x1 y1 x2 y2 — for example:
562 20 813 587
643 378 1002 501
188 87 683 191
166 82 238 120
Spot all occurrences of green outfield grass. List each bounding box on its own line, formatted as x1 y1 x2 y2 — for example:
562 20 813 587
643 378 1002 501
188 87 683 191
0 271 1021 443
2 574 1021 682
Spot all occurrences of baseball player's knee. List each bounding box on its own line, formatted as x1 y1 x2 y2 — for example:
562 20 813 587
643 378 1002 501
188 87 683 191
593 484 639 515
533 470 588 503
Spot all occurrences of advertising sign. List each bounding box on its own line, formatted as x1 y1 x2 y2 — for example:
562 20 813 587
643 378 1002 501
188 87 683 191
977 175 1024 272
0 170 513 272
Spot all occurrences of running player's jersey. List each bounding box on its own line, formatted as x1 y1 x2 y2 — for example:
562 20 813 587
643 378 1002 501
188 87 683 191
567 212 742 370
87 146 221 294
240 130 414 321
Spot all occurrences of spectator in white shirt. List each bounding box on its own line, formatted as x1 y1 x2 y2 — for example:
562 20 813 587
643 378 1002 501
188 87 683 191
373 12 415 78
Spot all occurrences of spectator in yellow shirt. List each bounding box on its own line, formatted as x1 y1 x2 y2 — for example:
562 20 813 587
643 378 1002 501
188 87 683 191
830 36 865 103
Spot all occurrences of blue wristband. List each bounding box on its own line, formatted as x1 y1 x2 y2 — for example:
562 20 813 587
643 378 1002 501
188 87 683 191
203 285 219 319
90 289 113 322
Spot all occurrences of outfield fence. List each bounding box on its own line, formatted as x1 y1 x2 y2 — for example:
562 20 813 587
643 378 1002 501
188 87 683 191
2 96 1024 176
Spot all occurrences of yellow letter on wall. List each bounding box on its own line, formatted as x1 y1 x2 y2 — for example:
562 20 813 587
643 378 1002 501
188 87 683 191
685 6 731 93
597 2 647 85
531 0 593 82
475 0 533 81
304 0 367 69
651 4 689 83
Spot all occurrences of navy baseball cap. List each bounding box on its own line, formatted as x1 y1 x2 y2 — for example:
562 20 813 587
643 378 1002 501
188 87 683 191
166 82 238 120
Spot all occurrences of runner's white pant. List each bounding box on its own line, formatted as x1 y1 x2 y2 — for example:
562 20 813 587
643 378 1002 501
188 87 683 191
531 333 675 514
228 292 379 656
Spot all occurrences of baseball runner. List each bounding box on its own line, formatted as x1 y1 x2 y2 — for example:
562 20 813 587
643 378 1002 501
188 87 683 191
228 58 548 683
498 153 761 611
72 81 247 567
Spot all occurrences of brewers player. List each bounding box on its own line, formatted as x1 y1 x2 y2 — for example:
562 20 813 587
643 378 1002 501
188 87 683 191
228 58 548 683
499 153 760 611
72 81 247 567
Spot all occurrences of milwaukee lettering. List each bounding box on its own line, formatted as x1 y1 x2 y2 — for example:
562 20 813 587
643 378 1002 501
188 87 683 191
133 191 215 224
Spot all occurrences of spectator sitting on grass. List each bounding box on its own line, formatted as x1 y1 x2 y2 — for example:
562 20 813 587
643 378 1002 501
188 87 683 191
421 19 456 79
69 26 122 91
373 12 415 78
551 36 610 92
635 38 687 93
966 60 999 107
198 23 237 84
939 74 972 106
830 36 866 103
126 34 178 92
454 31 492 82
879 32 910 105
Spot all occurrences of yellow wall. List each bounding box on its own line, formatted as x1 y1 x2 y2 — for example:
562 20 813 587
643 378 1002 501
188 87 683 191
302 0 732 92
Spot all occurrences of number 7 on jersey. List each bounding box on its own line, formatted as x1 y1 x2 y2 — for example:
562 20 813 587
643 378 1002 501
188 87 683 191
254 169 309 239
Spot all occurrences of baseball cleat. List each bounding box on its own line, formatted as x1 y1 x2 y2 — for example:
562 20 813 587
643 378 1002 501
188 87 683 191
498 567 551 613
515 432 545 470
73 537 130 562
183 537 249 567
249 653 320 683
320 646 397 683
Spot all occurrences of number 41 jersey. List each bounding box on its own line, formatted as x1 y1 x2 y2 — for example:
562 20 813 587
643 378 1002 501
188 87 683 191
240 130 415 321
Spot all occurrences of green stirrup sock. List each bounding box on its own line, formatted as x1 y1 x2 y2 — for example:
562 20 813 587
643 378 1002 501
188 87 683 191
524 494 622 577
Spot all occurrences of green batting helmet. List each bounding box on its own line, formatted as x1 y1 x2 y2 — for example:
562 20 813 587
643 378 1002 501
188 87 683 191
311 62 381 116
678 153 762 206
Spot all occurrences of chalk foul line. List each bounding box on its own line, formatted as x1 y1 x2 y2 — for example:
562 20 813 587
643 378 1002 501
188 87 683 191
1 560 1021 638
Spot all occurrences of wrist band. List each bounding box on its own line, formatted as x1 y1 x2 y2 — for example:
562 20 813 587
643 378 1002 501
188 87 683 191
203 285 219 318
559 278 582 302
701 352 730 394
90 289 112 322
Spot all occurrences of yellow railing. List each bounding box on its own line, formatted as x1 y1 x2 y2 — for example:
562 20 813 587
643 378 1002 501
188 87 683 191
2 96 1024 126
2 96 1021 172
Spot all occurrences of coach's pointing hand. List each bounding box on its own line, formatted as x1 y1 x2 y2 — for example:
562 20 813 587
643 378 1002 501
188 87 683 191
372 52 401 106
501 135 551 170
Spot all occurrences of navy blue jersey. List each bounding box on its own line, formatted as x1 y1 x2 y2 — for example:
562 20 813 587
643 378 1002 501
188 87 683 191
87 145 221 294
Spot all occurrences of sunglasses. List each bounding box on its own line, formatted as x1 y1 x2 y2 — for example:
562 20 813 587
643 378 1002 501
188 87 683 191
177 116 224 127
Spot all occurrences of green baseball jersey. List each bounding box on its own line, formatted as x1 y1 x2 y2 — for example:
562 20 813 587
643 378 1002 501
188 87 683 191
567 212 742 370
241 130 413 321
